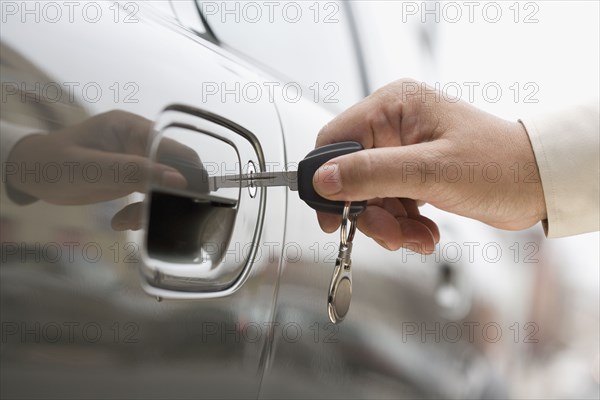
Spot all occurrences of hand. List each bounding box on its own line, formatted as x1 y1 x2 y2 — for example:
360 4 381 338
6 110 195 230
312 79 547 253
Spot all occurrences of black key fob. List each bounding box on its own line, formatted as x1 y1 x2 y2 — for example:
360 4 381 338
298 141 368 215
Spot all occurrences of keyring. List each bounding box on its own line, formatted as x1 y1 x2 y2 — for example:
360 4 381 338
328 201 358 324
339 201 358 247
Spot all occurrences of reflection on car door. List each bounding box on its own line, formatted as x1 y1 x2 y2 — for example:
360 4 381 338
1 3 286 398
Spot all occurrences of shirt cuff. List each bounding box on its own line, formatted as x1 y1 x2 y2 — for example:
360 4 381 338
519 102 600 237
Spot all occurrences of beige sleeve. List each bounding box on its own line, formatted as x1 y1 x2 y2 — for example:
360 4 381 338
519 101 600 237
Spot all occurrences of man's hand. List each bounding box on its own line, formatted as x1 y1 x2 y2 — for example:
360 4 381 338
6 110 193 230
313 79 547 253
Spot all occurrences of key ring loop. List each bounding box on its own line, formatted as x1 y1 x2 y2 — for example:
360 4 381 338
340 202 358 247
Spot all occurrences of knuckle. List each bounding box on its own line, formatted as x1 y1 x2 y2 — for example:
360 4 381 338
367 88 408 134
365 94 397 130
390 78 430 105
396 77 420 87
365 105 388 133
102 110 149 140
387 98 405 121
100 109 132 128
102 110 134 136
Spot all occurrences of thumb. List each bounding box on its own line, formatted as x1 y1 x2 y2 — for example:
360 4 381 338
312 143 441 202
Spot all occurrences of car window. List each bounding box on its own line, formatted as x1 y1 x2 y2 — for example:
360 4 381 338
196 0 366 112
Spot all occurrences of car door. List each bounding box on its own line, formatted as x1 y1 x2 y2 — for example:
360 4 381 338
1 2 287 398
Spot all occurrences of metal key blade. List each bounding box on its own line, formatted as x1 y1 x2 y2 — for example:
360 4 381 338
210 170 298 191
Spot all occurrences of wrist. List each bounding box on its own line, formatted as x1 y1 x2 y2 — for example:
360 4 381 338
514 121 548 223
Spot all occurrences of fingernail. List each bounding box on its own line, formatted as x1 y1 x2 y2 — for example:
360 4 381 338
162 170 187 189
313 163 342 196
374 238 391 250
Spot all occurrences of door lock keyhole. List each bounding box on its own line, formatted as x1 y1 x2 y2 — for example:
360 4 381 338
247 161 257 198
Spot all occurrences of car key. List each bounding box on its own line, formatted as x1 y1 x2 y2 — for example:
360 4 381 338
211 141 368 214
327 201 357 324
212 141 364 323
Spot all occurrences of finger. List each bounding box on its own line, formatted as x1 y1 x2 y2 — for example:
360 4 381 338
415 214 440 244
105 110 153 155
92 111 201 165
111 202 144 231
316 211 341 233
312 142 444 202
356 205 436 253
378 198 438 243
106 153 187 194
395 217 437 254
77 110 152 155
401 198 440 243
315 91 404 150
113 111 203 168
76 149 187 198
381 197 408 218
315 198 388 234
356 204 402 249
315 79 438 150
155 137 202 165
